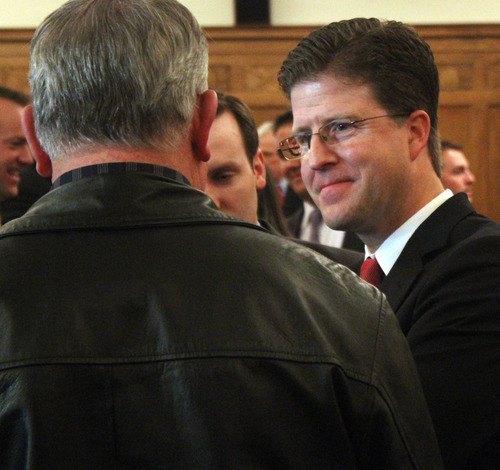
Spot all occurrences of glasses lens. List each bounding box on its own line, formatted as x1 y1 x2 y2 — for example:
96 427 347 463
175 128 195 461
321 119 355 144
279 136 304 160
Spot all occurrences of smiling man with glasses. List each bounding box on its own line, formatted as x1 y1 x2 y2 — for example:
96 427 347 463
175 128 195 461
279 17 500 470
278 113 409 160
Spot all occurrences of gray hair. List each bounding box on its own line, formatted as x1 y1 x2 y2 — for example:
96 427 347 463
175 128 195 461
29 0 208 161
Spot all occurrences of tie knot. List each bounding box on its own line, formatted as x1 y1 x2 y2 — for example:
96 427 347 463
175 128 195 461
360 257 385 288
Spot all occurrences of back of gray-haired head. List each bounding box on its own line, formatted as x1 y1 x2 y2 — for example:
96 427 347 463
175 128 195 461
29 0 208 161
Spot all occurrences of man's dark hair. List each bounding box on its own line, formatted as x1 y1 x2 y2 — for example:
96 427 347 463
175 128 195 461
441 140 463 152
0 86 30 107
278 18 441 176
273 110 293 134
214 91 259 164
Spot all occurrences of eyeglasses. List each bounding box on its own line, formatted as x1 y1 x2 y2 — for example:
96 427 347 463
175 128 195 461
277 113 409 161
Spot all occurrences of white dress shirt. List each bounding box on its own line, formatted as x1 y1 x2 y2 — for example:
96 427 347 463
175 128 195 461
367 190 454 275
300 201 347 248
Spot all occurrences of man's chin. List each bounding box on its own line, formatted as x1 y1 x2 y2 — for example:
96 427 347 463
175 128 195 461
0 188 18 202
322 214 352 232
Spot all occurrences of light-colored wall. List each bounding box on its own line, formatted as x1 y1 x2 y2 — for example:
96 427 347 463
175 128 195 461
0 0 67 28
0 0 236 28
271 0 500 25
1 0 499 28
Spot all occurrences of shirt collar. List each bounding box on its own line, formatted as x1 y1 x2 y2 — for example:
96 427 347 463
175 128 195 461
51 162 190 189
369 189 454 275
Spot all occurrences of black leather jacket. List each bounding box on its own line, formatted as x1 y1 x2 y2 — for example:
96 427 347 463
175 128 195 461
0 168 443 469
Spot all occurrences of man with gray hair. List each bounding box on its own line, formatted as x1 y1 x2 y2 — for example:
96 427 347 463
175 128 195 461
0 2 442 468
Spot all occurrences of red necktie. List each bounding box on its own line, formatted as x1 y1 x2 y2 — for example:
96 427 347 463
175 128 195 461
360 257 385 288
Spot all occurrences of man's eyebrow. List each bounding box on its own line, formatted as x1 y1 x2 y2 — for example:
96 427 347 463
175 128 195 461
208 163 238 174
5 136 27 144
292 116 347 134
292 126 310 134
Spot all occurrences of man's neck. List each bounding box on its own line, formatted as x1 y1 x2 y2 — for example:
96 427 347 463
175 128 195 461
49 144 204 189
361 183 446 253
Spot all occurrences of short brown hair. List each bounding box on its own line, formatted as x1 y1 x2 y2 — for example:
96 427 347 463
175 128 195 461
278 18 441 176
214 91 258 164
0 86 30 107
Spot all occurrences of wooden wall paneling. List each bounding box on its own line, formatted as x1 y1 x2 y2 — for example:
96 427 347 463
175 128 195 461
486 57 500 221
436 49 490 217
0 30 31 95
206 27 310 125
487 105 500 222
425 26 500 220
1 25 499 220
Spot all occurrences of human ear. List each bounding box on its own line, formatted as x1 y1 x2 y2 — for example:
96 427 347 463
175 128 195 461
191 89 218 162
407 110 431 161
21 105 53 178
253 149 267 190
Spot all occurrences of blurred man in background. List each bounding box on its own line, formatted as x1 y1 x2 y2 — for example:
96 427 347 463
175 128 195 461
440 140 475 202
0 87 33 211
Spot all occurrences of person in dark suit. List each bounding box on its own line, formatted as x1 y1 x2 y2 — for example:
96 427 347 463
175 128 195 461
440 140 476 202
0 87 33 220
271 111 303 217
0 3 443 466
205 91 363 272
286 202 364 252
278 17 500 470
274 110 364 251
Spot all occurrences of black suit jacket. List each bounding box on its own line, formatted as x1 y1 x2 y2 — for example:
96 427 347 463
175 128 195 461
377 194 500 470
281 184 302 217
286 204 364 253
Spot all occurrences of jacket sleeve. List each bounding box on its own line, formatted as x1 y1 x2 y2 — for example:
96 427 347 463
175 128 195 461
355 295 444 469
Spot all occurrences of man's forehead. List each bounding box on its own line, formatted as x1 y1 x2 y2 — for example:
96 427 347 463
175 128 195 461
290 77 377 130
0 99 24 133
275 122 293 139
443 148 468 164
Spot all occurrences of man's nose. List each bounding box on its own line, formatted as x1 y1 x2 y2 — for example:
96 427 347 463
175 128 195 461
284 158 300 173
306 135 339 170
465 169 475 184
18 145 34 165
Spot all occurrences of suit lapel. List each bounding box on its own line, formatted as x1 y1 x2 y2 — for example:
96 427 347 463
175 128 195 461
342 231 364 252
381 194 475 312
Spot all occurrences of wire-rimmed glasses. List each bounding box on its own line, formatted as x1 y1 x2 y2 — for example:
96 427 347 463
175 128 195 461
277 114 409 161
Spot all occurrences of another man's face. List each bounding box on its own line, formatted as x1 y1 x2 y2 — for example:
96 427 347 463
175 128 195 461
275 122 310 202
0 97 33 201
258 130 284 183
441 148 475 202
206 111 266 224
291 75 412 236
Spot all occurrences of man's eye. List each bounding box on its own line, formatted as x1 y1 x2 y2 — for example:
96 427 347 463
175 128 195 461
8 139 27 148
332 121 353 132
213 172 234 183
